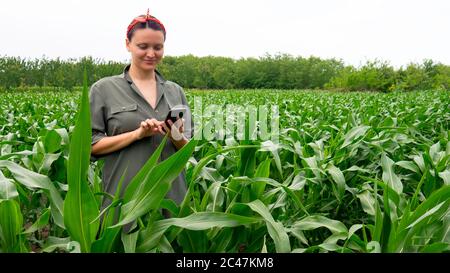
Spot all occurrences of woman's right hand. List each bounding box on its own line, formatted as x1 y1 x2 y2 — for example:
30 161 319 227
92 118 163 156
134 118 164 140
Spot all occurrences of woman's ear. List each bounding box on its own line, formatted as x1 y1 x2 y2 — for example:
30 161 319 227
125 38 131 52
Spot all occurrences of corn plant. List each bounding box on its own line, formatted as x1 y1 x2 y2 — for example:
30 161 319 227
0 88 449 253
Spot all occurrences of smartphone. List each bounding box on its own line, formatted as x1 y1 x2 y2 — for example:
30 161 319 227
164 105 186 128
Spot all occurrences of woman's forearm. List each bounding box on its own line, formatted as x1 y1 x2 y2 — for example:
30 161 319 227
171 135 188 150
91 130 139 156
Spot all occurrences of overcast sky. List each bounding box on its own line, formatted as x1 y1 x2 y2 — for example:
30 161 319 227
1 0 449 68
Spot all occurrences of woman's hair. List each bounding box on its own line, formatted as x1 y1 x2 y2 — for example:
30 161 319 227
127 15 166 41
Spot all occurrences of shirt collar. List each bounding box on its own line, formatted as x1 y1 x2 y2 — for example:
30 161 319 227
121 64 166 84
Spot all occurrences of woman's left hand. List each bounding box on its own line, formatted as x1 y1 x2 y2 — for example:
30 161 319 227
160 118 186 143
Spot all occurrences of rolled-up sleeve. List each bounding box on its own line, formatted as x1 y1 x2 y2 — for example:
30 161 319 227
89 84 107 145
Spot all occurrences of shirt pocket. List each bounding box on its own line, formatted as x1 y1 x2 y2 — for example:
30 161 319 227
111 104 138 114
108 103 140 135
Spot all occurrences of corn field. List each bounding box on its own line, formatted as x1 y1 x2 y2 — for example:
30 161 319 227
0 84 449 253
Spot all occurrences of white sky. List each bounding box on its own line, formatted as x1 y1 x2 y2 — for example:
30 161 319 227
0 0 449 68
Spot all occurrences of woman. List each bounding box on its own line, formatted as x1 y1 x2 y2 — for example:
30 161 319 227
89 11 193 208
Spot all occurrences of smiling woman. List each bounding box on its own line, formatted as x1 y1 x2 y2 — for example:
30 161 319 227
126 12 166 77
89 10 194 214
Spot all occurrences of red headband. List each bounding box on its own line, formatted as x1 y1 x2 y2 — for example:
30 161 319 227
126 9 166 38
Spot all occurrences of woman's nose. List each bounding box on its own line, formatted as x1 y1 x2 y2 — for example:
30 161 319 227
146 49 155 58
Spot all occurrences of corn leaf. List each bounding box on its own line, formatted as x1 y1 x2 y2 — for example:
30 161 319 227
247 199 291 253
291 215 348 234
0 199 23 252
341 125 370 149
123 136 168 202
0 160 64 228
22 208 50 234
63 70 99 253
0 170 18 199
114 138 197 227
381 153 403 194
326 164 346 202
136 212 261 252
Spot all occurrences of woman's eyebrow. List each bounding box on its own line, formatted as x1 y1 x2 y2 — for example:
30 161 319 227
137 42 163 46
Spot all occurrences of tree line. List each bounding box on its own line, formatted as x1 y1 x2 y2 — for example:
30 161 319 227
0 55 449 92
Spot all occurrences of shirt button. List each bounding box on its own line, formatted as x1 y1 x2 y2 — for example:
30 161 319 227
122 107 126 110
155 110 159 113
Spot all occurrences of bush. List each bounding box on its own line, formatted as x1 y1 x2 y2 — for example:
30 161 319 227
326 60 397 92
0 55 449 91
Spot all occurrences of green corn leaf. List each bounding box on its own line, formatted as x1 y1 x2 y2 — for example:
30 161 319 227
100 168 127 234
157 235 175 253
380 182 393 253
302 156 322 178
429 142 443 165
0 199 23 252
406 201 446 229
326 164 346 202
200 181 224 212
395 161 421 174
237 145 256 177
258 140 284 179
63 70 99 253
407 186 450 229
22 208 50 234
123 136 167 202
114 139 198 228
348 224 363 240
341 125 370 148
41 236 71 253
191 144 259 180
122 230 139 253
381 153 403 194
209 228 234 252
44 129 62 154
136 212 261 252
394 186 450 252
291 215 348 234
281 185 309 216
0 160 64 228
439 170 450 185
356 190 376 216
0 170 18 200
160 199 180 217
289 228 308 245
177 230 208 252
247 199 291 253
251 158 272 199
367 241 381 253
91 227 121 253
373 180 383 243
420 242 449 253
413 155 426 174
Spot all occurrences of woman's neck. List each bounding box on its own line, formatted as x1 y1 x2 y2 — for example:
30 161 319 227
128 64 156 82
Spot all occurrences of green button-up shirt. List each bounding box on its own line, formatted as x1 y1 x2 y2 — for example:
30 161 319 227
89 64 193 205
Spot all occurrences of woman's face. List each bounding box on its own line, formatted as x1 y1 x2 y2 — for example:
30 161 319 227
126 28 165 71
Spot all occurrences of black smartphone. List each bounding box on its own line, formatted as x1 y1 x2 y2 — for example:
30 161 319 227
164 106 186 128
